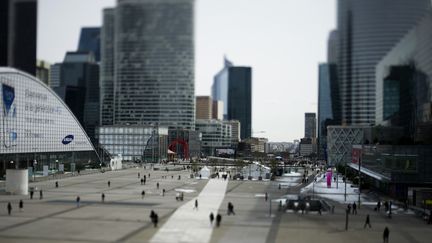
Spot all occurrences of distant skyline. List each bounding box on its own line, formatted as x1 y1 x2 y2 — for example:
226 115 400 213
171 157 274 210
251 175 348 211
37 0 336 142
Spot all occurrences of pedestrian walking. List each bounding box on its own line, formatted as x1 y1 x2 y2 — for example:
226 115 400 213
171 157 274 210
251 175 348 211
377 201 381 212
209 212 214 225
156 182 159 190
76 196 80 207
352 202 357 215
144 177 146 185
19 200 23 212
265 192 268 202
141 190 145 199
162 189 165 197
30 188 34 199
193 199 198 210
383 227 390 243
39 190 43 200
216 214 222 227
364 214 372 228
101 193 105 203
141 178 144 185
138 172 140 178
148 173 150 178
278 184 281 190
150 210 158 227
7 202 12 215
428 212 432 225
107 181 111 187
228 202 235 215
55 181 59 188
347 204 351 214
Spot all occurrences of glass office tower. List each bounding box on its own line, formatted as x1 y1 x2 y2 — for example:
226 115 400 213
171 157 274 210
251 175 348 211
337 0 429 125
112 0 195 130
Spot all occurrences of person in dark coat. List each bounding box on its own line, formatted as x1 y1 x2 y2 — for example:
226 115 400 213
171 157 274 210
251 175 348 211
101 193 105 203
7 202 12 215
209 212 215 225
76 196 80 207
162 189 165 197
216 214 222 227
364 214 371 228
141 190 145 199
141 178 144 185
377 201 381 212
352 202 357 215
55 181 59 188
30 188 34 199
193 199 198 210
39 190 43 200
19 200 23 212
383 227 390 243
156 182 159 190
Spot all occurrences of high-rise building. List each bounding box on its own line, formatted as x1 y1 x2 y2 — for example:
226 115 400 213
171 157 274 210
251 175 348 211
212 58 252 139
103 0 195 129
49 63 61 88
78 27 101 62
376 12 432 144
36 60 50 85
212 100 223 120
317 63 339 158
196 96 212 120
327 30 338 64
100 8 115 126
53 52 100 143
337 0 429 125
304 113 316 139
0 0 37 75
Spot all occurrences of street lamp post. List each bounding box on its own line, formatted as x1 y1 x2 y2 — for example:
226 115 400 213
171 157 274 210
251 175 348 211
33 160 37 181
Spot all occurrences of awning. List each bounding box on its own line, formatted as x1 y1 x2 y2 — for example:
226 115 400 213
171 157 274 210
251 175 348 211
168 149 176 154
347 162 391 182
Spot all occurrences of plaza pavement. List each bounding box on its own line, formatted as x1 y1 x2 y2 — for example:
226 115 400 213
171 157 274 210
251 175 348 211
1 166 432 243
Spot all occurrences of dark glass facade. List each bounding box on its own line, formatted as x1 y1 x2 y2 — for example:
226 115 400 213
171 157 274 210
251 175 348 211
0 0 37 75
318 63 340 159
78 27 101 62
227 67 252 140
100 8 115 126
337 0 429 125
53 52 100 144
376 12 432 144
212 59 252 140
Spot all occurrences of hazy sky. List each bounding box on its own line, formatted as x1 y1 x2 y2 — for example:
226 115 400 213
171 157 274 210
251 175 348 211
37 0 336 142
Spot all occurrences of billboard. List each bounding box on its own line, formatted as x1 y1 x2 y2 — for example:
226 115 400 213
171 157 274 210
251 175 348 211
0 68 94 154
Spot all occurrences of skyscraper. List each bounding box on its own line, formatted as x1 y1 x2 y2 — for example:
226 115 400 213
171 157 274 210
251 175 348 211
317 63 339 158
104 0 195 129
327 30 338 64
100 8 115 126
53 52 100 143
0 0 37 75
212 58 252 139
337 0 429 125
195 96 212 120
304 113 316 139
78 27 101 62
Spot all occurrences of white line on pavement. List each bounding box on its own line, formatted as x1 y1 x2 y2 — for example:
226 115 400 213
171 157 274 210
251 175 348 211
150 179 229 243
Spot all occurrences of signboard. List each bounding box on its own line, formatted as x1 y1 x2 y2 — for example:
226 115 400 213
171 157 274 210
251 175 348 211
0 71 93 154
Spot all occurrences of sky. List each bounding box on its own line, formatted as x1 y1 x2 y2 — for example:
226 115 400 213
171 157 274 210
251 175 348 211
37 0 336 142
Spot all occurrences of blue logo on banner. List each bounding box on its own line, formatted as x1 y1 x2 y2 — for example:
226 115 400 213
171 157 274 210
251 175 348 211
62 135 74 145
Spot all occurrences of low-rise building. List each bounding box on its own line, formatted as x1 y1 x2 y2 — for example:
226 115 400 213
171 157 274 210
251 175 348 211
195 119 232 156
